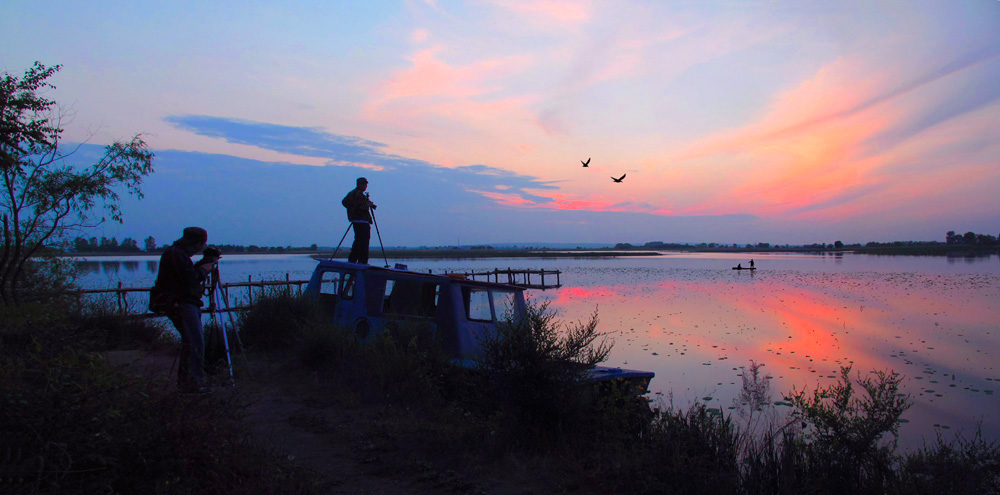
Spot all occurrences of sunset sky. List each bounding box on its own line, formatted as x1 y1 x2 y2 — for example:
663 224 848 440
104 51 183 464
3 1 999 246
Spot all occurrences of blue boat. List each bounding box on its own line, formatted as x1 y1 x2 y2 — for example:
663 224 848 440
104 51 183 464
303 259 654 393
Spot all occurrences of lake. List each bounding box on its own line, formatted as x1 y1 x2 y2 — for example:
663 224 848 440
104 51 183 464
76 252 1000 449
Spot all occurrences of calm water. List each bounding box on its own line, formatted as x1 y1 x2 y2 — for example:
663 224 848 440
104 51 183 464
77 252 1000 448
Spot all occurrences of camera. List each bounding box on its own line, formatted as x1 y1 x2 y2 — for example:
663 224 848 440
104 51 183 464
196 246 222 269
203 246 222 259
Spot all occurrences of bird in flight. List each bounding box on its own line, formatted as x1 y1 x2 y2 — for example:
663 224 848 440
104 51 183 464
611 174 626 183
581 158 590 167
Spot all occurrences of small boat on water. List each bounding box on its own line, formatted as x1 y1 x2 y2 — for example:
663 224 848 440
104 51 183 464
303 259 654 393
732 266 757 270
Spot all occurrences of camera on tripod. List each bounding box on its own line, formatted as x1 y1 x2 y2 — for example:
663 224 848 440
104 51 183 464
196 246 222 270
202 246 222 260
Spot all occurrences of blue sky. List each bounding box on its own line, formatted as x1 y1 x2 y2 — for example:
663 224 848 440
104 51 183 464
3 1 999 246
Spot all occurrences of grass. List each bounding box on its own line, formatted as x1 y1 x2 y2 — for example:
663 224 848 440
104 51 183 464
4 286 997 494
0 295 321 495
235 290 1000 494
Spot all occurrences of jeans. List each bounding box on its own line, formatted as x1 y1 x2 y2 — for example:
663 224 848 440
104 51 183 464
169 303 206 389
348 222 371 264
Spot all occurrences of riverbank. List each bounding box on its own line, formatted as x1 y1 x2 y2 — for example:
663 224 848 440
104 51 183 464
60 245 999 258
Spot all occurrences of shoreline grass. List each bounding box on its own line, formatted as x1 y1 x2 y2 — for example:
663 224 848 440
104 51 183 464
3 287 998 494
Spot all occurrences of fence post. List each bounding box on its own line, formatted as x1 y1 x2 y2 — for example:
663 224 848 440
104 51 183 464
117 281 124 314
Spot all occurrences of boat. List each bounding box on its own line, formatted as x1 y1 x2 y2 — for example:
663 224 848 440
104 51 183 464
303 259 654 393
732 266 757 270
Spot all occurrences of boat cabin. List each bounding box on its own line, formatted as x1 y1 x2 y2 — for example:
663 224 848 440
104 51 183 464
304 259 527 360
304 259 654 392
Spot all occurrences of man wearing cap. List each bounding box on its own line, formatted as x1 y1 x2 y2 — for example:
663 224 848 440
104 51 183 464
150 227 219 394
341 177 377 264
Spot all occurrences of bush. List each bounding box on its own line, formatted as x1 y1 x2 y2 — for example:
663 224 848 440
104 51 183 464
471 301 613 450
68 296 168 350
788 365 910 493
899 429 1000 494
237 287 324 349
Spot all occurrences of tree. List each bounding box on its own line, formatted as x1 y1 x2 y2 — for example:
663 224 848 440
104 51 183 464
834 240 844 249
73 236 89 252
946 231 957 245
1 62 154 305
963 232 977 245
144 235 156 252
120 237 139 252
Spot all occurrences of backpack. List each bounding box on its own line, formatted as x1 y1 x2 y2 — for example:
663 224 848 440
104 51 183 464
148 284 178 314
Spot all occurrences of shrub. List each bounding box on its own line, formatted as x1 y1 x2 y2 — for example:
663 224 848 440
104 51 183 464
603 403 740 494
899 428 1000 494
472 301 613 450
237 287 324 349
68 295 168 350
787 365 911 493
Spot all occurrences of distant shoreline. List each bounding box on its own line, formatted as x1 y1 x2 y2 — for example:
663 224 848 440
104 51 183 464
61 245 998 259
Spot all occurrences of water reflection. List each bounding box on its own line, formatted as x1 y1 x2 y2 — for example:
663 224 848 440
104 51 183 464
72 253 1000 447
77 259 158 277
541 268 1000 448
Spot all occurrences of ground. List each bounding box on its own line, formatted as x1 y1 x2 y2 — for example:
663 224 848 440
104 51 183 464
107 348 581 495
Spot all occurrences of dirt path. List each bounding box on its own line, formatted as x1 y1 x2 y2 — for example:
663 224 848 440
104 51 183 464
114 348 552 494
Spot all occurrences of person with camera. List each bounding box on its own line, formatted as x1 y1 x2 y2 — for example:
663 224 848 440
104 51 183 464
149 227 219 394
341 177 377 264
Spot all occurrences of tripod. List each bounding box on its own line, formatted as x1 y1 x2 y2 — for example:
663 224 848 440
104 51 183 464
330 193 389 267
205 267 235 387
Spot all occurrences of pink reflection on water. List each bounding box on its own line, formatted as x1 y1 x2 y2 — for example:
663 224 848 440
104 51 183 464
543 269 1000 448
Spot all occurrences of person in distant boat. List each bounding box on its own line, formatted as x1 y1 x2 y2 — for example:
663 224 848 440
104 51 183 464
149 227 218 394
342 177 377 264
737 263 743 269
749 259 755 268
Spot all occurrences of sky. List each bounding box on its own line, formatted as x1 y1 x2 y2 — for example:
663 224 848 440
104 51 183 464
3 0 999 247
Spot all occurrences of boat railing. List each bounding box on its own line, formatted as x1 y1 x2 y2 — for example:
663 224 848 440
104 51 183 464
458 268 561 290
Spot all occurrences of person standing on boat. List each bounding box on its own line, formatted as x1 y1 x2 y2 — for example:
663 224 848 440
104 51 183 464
342 177 377 264
150 227 218 394
749 259 755 268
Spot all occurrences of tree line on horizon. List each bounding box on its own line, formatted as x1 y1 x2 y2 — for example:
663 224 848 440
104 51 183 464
616 230 999 251
69 229 999 255
69 235 321 254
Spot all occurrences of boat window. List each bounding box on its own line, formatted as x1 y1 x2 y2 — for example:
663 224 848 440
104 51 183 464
382 280 395 311
383 279 439 317
493 290 518 321
319 271 341 296
342 272 355 299
465 288 492 321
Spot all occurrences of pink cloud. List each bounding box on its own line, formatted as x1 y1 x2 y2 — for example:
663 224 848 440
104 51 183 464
667 54 997 222
470 190 536 206
411 28 429 43
363 46 537 129
489 0 592 25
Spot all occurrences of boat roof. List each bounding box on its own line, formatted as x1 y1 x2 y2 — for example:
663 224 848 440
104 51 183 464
313 258 524 291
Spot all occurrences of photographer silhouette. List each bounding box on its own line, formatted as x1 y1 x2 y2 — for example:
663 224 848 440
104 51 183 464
341 177 376 264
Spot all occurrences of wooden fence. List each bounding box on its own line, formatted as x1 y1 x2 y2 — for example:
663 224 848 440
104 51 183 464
69 268 562 317
68 274 310 317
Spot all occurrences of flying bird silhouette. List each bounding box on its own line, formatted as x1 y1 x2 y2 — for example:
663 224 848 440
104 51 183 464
581 158 590 167
611 174 626 183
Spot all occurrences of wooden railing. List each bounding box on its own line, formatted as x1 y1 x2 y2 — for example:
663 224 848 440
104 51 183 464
67 274 310 316
69 268 562 316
